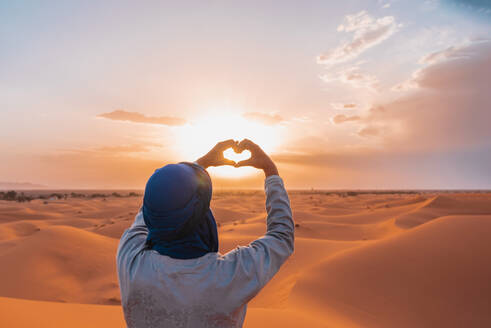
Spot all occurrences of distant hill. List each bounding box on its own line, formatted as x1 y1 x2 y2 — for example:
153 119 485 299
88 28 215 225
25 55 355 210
0 182 48 190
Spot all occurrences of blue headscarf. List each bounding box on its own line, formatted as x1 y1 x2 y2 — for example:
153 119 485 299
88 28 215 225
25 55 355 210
142 162 219 259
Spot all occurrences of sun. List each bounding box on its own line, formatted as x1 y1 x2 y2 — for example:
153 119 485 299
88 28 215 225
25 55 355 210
172 110 283 178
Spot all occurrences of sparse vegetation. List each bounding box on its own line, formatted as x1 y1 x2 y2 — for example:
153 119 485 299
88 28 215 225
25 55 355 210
3 190 17 200
16 192 33 202
0 190 32 202
49 193 64 200
90 193 108 198
4 189 486 206
0 189 143 202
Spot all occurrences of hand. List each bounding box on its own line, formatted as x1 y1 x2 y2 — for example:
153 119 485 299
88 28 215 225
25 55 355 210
234 139 279 177
196 139 238 169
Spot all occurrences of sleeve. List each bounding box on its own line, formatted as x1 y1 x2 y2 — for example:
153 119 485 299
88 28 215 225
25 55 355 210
116 210 148 279
218 175 295 302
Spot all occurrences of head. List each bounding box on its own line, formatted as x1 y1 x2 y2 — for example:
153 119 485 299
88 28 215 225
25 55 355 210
142 162 218 259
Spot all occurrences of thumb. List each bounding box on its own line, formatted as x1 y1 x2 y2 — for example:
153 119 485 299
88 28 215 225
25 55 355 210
235 158 254 168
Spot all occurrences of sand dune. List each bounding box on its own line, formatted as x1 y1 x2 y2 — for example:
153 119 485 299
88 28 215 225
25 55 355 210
396 194 491 228
0 296 329 328
1 191 491 327
0 225 119 304
0 296 124 328
290 215 491 328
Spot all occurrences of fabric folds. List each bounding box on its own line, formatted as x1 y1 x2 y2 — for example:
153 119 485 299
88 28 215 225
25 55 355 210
142 163 218 259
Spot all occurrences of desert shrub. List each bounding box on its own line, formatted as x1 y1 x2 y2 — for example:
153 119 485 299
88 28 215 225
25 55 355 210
16 192 33 202
90 193 107 198
49 193 64 199
3 190 17 201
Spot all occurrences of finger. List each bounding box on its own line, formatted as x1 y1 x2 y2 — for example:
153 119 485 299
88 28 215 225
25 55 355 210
234 158 255 168
216 139 238 151
231 142 242 153
237 139 257 152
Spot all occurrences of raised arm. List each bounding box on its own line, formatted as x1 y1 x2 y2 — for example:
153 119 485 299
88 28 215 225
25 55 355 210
116 209 148 277
219 139 294 301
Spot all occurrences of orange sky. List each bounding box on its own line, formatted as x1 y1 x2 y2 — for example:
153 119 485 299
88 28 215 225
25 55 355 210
1 1 491 189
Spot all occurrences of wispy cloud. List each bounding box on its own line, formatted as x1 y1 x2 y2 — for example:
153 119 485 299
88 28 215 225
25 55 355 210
418 43 474 65
242 112 284 125
331 103 358 110
321 66 380 90
366 41 491 149
393 39 490 92
331 114 361 124
317 11 399 66
378 0 392 9
357 126 383 137
98 110 187 126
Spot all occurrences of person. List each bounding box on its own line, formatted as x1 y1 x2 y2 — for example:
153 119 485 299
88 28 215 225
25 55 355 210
117 139 294 328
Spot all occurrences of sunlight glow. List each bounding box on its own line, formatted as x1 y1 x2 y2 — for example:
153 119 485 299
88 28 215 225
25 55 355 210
173 110 283 178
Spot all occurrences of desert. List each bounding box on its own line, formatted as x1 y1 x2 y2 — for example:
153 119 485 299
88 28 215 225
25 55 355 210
3 0 491 326
1 190 491 327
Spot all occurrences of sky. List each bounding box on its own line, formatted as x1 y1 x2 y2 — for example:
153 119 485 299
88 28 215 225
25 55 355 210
1 0 490 189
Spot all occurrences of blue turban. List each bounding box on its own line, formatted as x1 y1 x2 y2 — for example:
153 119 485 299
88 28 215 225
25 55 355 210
142 162 218 259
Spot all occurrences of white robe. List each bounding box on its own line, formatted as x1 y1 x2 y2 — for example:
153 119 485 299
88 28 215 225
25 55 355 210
117 175 294 328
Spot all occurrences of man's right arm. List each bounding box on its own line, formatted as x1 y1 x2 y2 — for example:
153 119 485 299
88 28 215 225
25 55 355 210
116 210 148 279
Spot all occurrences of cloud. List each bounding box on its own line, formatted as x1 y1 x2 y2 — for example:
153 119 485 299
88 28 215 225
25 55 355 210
391 77 418 92
98 110 187 126
415 41 491 92
418 45 465 65
321 66 379 90
393 40 490 92
317 11 399 66
343 103 357 109
271 147 491 189
378 0 392 9
242 112 284 125
331 103 357 110
357 126 382 137
364 40 491 150
331 114 361 124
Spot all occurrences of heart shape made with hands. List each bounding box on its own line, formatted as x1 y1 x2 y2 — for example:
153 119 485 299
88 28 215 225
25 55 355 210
223 147 251 164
